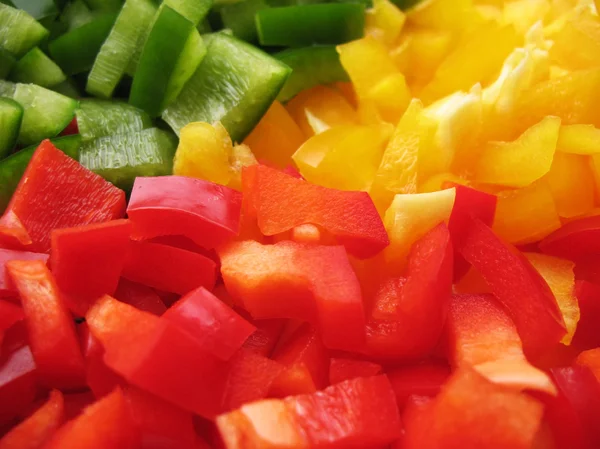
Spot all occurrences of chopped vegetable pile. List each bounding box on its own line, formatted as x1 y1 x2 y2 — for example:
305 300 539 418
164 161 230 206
3 0 600 448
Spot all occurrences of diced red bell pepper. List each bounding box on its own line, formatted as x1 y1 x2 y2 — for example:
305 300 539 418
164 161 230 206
269 323 329 397
459 218 566 357
544 365 600 449
0 211 32 250
242 164 389 259
241 316 286 357
43 387 140 449
365 223 453 359
329 358 382 385
445 184 497 281
576 348 600 383
220 240 365 352
62 391 95 420
0 390 64 449
7 260 85 390
540 215 600 261
446 293 556 395
402 366 544 449
0 300 24 347
51 219 132 316
0 345 36 428
127 176 242 249
217 375 402 449
162 286 256 361
386 363 450 409
60 118 78 136
0 248 48 297
571 281 600 350
221 348 283 412
2 140 125 253
124 386 196 449
573 254 600 284
86 296 229 419
113 279 167 316
122 240 217 296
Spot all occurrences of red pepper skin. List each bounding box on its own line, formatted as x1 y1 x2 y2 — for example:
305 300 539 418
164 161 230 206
217 375 402 449
241 316 286 357
220 240 365 352
540 215 600 260
113 279 167 316
269 323 329 397
127 176 242 250
0 390 64 449
365 223 453 360
0 249 48 297
459 219 566 358
572 281 600 350
329 358 382 385
576 349 600 382
243 165 389 259
51 219 132 316
60 118 78 136
163 286 256 361
0 211 32 250
445 184 497 281
3 140 125 253
7 260 85 390
544 366 600 449
43 387 140 449
386 363 450 409
0 300 24 347
402 366 544 449
124 387 196 449
122 240 216 295
0 345 36 428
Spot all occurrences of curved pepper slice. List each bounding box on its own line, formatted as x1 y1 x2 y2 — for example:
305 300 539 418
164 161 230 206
127 176 242 250
7 260 85 391
0 389 64 449
2 140 125 253
459 218 566 357
243 164 389 259
540 215 600 261
386 363 450 409
571 281 600 350
113 278 166 316
446 294 556 395
0 248 48 297
219 240 365 352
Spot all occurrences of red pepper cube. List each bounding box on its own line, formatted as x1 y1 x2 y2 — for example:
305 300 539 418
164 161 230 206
0 345 37 428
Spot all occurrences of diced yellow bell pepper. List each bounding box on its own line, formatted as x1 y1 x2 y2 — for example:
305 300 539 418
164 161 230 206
419 23 518 103
525 253 579 345
492 181 562 244
475 116 561 188
557 124 600 154
228 143 257 191
419 172 468 193
332 82 357 108
244 101 305 169
174 121 234 186
550 8 600 70
356 99 386 126
544 151 595 218
364 72 411 125
383 189 456 271
286 86 360 138
292 124 392 191
503 0 551 36
407 0 478 31
365 0 406 46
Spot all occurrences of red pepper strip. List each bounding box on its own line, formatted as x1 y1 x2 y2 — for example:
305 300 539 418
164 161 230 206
124 386 196 449
86 296 229 419
269 323 329 398
51 219 132 316
127 176 242 250
0 345 36 428
540 215 600 260
122 240 217 296
544 366 600 449
114 278 167 316
576 349 600 383
163 286 256 361
329 358 382 385
571 281 600 350
0 390 64 449
0 300 24 347
402 366 544 449
43 387 140 449
7 260 85 390
243 164 389 259
221 348 283 413
0 211 32 250
217 375 402 449
459 218 566 358
447 294 556 395
0 249 48 297
220 240 365 352
62 392 95 420
445 184 497 281
397 396 433 449
3 140 125 253
386 364 450 409
365 223 453 360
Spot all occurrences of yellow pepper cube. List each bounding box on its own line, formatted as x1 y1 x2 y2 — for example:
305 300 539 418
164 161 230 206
365 0 406 46
407 0 478 31
550 9 600 71
365 72 411 125
503 0 551 36
475 116 561 188
557 124 600 154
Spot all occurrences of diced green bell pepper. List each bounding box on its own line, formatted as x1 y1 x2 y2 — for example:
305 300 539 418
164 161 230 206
0 97 23 158
76 98 152 140
9 47 66 87
219 0 267 43
0 3 49 58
